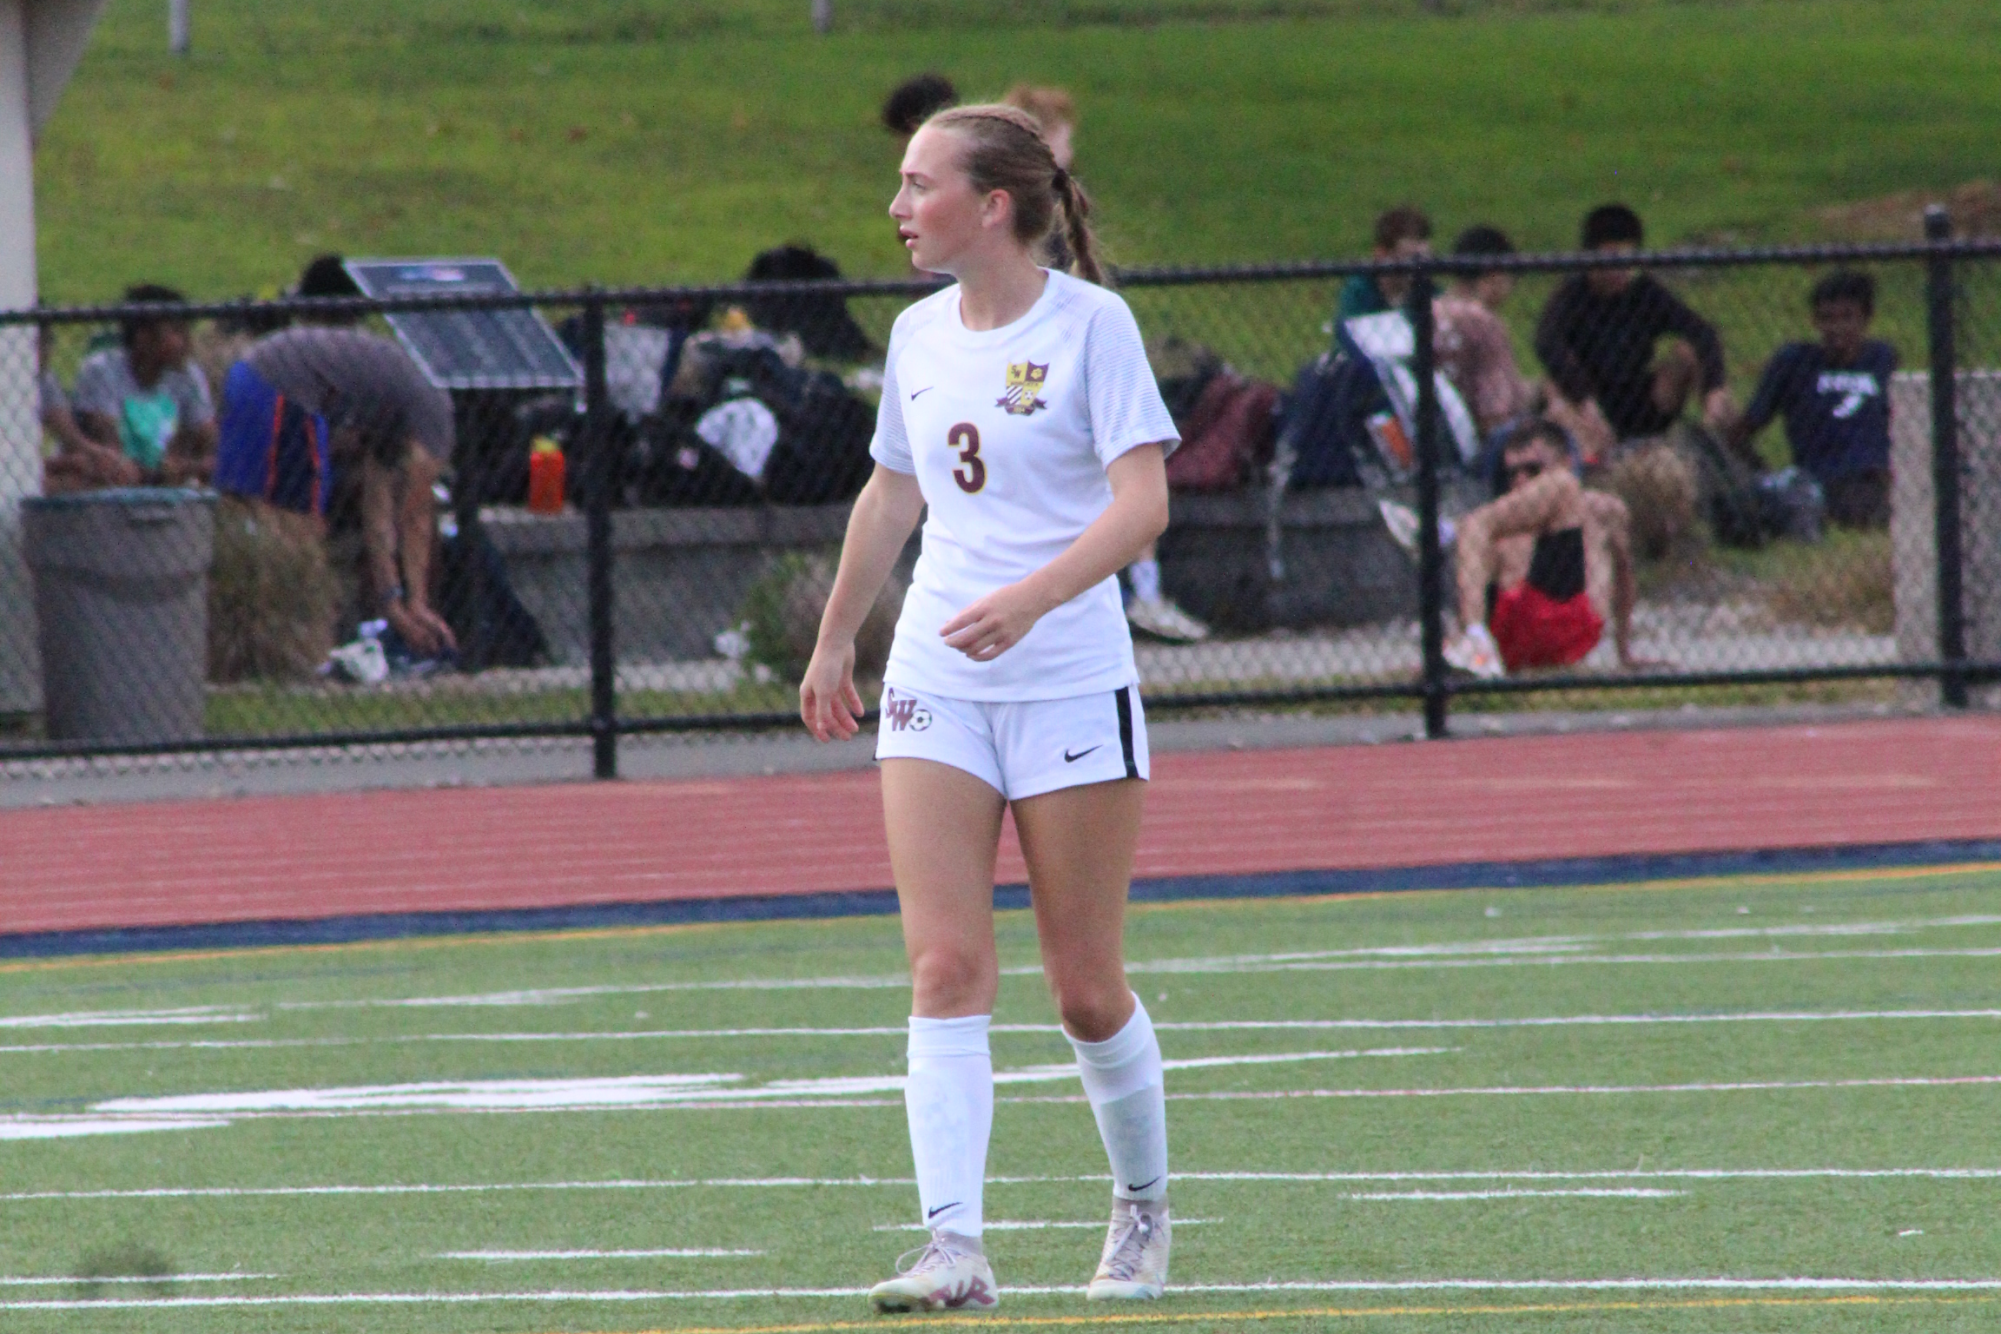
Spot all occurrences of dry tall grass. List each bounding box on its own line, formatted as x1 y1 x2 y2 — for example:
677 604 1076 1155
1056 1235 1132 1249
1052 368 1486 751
207 497 338 682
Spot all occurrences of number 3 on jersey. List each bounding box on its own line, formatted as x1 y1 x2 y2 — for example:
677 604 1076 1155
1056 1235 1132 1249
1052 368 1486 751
949 422 986 494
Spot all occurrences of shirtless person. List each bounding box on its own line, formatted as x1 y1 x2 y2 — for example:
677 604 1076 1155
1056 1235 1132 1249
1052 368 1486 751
1443 420 1642 678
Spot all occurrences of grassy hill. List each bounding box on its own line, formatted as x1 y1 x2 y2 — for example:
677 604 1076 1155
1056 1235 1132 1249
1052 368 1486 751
29 0 2001 301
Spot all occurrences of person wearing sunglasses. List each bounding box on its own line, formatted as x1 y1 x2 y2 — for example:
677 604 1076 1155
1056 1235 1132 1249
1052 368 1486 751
1442 419 1645 678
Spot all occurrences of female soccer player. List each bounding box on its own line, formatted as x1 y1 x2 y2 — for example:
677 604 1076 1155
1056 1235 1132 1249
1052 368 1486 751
799 103 1177 1313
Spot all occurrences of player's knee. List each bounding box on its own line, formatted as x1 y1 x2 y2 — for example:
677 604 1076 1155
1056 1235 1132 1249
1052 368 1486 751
908 943 995 1012
1053 979 1132 1043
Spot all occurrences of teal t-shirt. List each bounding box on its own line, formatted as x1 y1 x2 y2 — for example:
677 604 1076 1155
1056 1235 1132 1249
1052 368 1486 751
119 391 180 470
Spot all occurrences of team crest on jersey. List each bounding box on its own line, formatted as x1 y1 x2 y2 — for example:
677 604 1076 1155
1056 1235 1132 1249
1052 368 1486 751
997 362 1050 416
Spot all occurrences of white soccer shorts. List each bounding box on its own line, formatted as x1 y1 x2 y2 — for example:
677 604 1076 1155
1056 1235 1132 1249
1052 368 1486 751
874 684 1150 801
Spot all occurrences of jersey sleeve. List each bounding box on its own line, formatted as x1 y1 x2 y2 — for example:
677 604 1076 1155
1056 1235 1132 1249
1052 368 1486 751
868 323 915 475
1084 296 1180 467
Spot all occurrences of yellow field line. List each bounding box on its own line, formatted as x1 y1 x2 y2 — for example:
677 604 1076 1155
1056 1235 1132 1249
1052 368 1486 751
6 859 1997 976
569 1291 2001 1334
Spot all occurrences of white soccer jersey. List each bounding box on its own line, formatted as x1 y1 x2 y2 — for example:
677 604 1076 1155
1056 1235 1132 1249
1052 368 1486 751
871 270 1179 701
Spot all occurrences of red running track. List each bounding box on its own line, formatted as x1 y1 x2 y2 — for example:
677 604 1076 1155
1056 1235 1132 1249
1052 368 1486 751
4 716 1999 937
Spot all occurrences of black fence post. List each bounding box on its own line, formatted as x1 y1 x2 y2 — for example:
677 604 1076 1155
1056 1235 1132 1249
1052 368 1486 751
581 294 619 777
1408 264 1450 739
1925 206 1968 710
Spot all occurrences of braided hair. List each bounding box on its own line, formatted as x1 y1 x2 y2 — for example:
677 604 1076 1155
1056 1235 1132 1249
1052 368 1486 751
924 103 1106 286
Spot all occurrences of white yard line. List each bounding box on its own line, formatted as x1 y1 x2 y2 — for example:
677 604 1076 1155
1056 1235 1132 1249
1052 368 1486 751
7 1276 2001 1310
0 1117 230 1140
9 1009 2001 1057
0 1273 272 1287
436 1249 762 1260
874 1218 1216 1231
1154 1073 2001 1100
0 1008 260 1031
13 1165 2001 1205
1342 1189 1683 1200
80 1049 1444 1118
247 912 2001 1013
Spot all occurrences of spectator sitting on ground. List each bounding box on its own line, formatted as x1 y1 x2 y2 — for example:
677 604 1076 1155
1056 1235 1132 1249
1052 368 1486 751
1005 81 1208 644
60 284 216 490
881 72 956 144
1433 225 1536 437
214 255 457 659
1728 269 1895 530
1443 419 1643 679
1533 204 1734 460
1336 206 1432 323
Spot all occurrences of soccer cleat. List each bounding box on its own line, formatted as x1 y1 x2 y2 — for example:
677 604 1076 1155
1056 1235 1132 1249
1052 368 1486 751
1086 1197 1171 1301
1443 622 1506 680
1126 596 1210 643
868 1231 999 1314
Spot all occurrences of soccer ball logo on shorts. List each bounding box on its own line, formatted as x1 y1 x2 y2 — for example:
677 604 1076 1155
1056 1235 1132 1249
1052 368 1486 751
883 688 933 732
997 362 1050 416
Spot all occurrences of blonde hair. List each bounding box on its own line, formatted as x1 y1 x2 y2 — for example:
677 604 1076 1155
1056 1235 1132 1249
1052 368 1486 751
924 102 1105 286
1002 84 1077 133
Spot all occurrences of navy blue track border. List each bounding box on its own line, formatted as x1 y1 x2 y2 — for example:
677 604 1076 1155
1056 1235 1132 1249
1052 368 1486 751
8 837 2001 961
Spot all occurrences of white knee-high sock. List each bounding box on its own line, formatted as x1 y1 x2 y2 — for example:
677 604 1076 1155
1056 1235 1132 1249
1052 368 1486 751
1067 996 1169 1203
904 1014 993 1237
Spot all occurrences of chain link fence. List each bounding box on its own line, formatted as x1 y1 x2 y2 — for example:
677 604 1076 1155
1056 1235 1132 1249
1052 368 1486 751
2 231 1997 768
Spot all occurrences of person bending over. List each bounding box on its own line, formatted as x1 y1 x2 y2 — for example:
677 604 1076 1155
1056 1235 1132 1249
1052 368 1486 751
214 257 457 657
1729 269 1895 529
1444 420 1641 678
801 102 1176 1313
1534 204 1733 459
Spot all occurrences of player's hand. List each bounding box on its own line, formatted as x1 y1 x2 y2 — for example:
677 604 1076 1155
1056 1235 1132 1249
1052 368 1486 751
389 600 457 657
799 640 864 742
941 582 1051 662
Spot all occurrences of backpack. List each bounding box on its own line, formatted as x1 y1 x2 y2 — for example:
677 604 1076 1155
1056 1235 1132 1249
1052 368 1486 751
1164 370 1280 492
1274 352 1372 489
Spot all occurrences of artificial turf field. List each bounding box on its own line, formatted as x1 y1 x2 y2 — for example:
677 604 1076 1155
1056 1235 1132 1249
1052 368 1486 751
5 861 2001 1331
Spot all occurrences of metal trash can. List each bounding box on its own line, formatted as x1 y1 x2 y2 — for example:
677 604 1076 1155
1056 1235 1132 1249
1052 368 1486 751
23 488 216 744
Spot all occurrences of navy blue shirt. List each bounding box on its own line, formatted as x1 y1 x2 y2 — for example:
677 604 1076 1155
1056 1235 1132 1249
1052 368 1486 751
1741 340 1896 483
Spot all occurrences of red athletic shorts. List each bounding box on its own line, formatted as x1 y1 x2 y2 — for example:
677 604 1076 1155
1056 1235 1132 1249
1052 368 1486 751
1490 584 1603 671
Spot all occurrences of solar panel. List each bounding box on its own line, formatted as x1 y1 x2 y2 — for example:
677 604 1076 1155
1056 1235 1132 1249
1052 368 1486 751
342 258 581 391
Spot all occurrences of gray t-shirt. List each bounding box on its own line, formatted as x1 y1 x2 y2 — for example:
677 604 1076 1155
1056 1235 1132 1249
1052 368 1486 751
71 348 214 470
245 327 455 466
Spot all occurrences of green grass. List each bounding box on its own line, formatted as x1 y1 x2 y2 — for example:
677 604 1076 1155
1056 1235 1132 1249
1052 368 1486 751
31 0 2001 301
5 863 2001 1329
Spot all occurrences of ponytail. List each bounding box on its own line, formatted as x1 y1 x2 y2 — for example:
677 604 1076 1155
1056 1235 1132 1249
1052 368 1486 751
1052 168 1106 287
927 103 1108 286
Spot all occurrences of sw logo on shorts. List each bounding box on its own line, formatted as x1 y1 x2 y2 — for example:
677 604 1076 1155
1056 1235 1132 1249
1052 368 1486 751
996 362 1050 416
883 689 933 732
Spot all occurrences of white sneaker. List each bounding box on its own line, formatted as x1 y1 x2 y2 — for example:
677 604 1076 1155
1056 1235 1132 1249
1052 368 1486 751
1086 1197 1170 1301
1378 499 1456 559
1126 596 1210 643
1442 623 1505 680
1378 498 1420 558
868 1230 998 1313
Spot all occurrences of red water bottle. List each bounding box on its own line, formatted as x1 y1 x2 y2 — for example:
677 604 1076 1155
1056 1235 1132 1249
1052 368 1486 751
527 436 565 513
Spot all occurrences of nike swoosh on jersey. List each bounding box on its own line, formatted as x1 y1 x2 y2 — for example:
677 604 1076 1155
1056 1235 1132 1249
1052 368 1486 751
1063 746 1102 763
910 386 936 400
